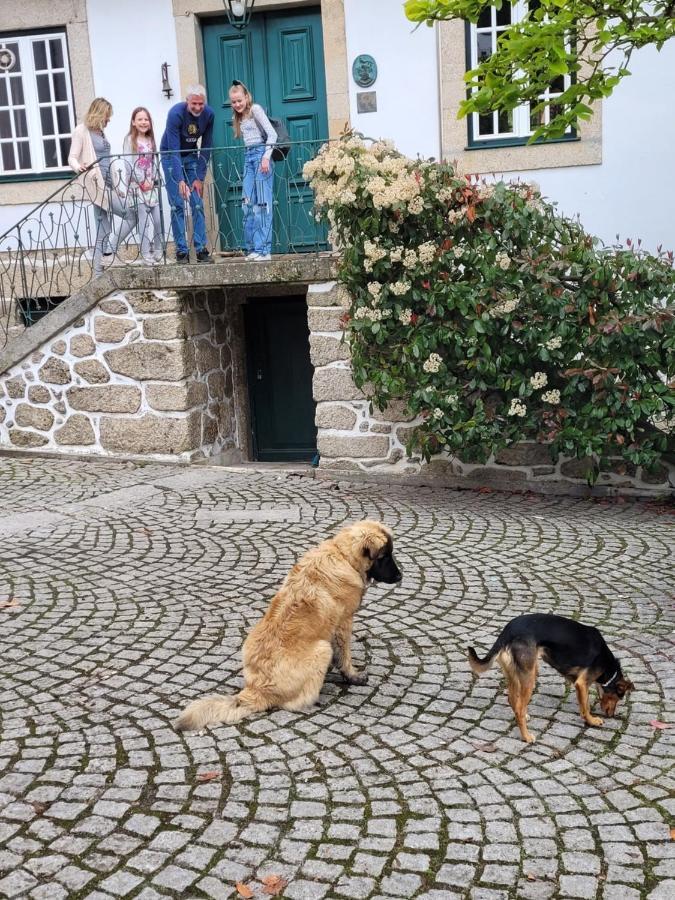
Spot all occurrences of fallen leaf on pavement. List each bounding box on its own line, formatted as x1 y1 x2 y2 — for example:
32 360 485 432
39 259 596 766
0 598 19 609
196 771 221 782
526 872 537 881
262 874 288 896
670 827 675 840
649 720 671 730
472 741 498 753
235 883 254 899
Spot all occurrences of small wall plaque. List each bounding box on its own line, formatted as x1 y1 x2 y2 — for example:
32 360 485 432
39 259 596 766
356 91 377 114
352 54 377 88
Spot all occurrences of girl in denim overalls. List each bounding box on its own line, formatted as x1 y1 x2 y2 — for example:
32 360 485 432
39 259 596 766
229 80 277 261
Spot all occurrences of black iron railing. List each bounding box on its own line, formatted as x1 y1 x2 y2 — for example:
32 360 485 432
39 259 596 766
0 140 330 347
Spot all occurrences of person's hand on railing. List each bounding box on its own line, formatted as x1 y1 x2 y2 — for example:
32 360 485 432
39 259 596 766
191 179 204 197
179 180 191 200
260 158 271 175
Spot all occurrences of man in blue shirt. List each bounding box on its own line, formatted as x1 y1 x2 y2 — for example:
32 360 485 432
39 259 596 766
160 85 215 264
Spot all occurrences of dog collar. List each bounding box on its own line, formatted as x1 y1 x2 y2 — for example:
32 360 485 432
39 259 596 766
600 670 618 688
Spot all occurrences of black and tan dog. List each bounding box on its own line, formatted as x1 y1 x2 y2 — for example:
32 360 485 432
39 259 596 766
468 613 634 743
175 520 402 731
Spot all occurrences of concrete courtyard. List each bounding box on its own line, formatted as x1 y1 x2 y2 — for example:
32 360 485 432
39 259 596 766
0 456 673 900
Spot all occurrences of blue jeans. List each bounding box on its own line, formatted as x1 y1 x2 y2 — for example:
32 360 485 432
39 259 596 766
242 146 274 255
161 153 206 255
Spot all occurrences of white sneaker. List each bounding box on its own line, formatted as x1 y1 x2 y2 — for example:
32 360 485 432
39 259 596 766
245 252 259 260
254 253 272 262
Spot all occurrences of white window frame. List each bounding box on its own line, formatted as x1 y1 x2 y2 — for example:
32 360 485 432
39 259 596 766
467 2 572 146
0 29 75 178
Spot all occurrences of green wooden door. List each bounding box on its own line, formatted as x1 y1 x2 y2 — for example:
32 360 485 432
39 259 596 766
245 298 317 461
202 7 328 254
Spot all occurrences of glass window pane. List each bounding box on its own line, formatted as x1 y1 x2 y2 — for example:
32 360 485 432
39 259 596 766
530 106 544 130
33 41 48 71
0 80 7 106
498 108 513 133
49 39 64 69
550 102 566 123
477 9 492 28
0 109 10 137
13 108 28 137
18 141 31 169
10 77 24 105
40 106 55 136
550 74 565 94
37 73 51 102
56 104 71 133
496 4 512 26
53 72 67 102
477 33 493 62
43 138 57 167
478 112 494 136
59 137 70 166
1 142 15 170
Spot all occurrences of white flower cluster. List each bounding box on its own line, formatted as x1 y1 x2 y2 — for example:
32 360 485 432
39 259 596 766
390 280 411 296
364 239 387 262
432 407 444 420
447 209 464 224
476 183 496 200
530 372 548 389
438 187 455 203
488 297 520 317
354 307 384 322
541 389 561 404
409 196 425 214
545 335 562 350
508 399 527 417
389 247 403 262
417 241 436 264
422 352 443 373
495 251 511 270
367 281 383 300
398 308 413 325
447 392 459 408
403 249 418 270
453 246 464 258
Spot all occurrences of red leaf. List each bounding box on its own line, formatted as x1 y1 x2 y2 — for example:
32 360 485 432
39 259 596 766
196 771 222 782
236 883 254 899
649 720 671 730
262 875 288 896
0 597 19 609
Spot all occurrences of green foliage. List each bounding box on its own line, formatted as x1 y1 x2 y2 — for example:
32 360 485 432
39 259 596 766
304 136 675 479
403 1 675 141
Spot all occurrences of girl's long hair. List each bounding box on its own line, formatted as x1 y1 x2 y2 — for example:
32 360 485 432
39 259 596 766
84 97 113 132
127 107 156 152
229 81 253 139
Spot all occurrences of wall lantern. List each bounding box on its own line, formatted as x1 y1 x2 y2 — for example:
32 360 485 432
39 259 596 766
161 62 173 99
223 0 256 31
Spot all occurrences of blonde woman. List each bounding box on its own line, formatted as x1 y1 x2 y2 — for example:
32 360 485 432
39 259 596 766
229 79 276 261
68 98 136 276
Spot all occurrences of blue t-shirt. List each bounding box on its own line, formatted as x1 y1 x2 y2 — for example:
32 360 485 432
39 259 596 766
160 102 215 182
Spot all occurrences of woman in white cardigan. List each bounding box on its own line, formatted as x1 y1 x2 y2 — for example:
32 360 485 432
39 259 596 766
68 98 136 276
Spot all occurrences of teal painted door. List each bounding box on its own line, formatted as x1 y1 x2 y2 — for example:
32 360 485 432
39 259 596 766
245 298 317 461
202 7 328 253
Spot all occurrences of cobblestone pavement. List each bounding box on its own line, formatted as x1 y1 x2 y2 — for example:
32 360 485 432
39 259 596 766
0 457 673 900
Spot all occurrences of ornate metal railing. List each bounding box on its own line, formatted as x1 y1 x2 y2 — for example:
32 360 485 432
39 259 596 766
0 140 330 348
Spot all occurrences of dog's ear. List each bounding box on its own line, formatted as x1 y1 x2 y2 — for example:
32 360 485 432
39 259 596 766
353 523 386 560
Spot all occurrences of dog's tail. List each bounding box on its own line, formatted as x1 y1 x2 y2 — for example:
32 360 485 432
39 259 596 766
174 690 265 732
467 638 503 675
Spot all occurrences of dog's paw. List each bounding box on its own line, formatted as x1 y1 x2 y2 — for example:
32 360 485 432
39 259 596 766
522 732 536 744
587 715 604 727
342 670 369 686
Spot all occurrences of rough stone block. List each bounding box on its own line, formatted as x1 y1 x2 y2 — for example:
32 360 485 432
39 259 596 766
307 306 344 332
146 382 208 412
315 404 358 430
127 291 183 314
186 311 212 338
99 412 201 454
55 415 95 446
306 283 339 307
6 376 26 398
560 458 595 479
313 368 364 402
69 334 97 358
195 339 220 375
104 343 195 382
15 403 54 431
310 334 350 366
94 317 135 344
67 386 142 413
9 429 49 448
640 463 669 484
202 413 218 445
495 442 553 467
39 358 71 385
372 401 415 423
27 386 51 404
99 299 129 315
50 340 66 355
207 370 226 399
318 434 389 459
143 315 187 341
74 360 110 384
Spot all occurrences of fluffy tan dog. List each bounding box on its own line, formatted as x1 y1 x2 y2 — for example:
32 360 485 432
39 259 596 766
174 520 401 731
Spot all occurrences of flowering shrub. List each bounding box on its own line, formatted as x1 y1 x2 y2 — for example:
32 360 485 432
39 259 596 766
303 136 675 479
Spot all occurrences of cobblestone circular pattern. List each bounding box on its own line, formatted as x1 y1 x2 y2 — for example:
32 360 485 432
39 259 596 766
0 457 673 900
